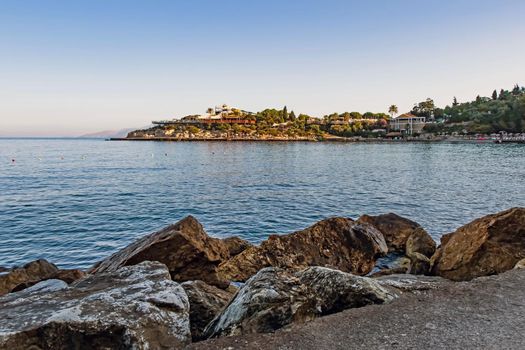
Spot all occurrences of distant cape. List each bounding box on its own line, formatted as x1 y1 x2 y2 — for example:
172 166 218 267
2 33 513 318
78 128 140 139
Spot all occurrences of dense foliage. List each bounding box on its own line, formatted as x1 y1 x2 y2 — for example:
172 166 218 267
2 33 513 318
424 85 525 134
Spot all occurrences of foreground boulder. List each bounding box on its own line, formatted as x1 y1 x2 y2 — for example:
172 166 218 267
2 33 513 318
218 218 388 282
182 280 235 341
0 259 85 296
203 266 395 338
91 216 251 289
358 213 434 255
0 261 191 350
431 207 525 281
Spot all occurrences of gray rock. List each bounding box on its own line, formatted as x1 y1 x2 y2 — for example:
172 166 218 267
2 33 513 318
181 280 235 341
375 274 448 293
203 266 395 338
23 279 68 294
0 261 191 350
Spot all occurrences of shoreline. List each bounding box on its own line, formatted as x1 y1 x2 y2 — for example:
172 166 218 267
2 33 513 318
109 137 524 143
1 208 524 349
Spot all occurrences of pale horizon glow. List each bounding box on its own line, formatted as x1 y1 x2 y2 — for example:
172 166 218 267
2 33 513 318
1 0 524 136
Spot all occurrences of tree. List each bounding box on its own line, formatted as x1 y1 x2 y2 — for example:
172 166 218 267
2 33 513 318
282 106 288 122
492 90 498 100
388 105 398 119
412 98 435 119
187 126 200 135
453 96 458 106
289 110 296 121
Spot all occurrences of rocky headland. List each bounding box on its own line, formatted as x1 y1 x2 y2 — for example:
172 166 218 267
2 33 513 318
0 208 524 349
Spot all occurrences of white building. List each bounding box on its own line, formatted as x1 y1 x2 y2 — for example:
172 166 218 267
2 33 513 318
389 113 426 135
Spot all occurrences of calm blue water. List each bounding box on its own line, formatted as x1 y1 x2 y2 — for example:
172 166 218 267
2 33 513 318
0 139 524 269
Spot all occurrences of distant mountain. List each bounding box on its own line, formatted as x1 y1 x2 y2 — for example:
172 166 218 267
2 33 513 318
78 128 137 139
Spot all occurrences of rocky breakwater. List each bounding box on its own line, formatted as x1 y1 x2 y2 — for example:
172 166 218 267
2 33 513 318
0 207 524 349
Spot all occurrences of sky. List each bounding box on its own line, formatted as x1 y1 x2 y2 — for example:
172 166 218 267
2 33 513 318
0 0 524 136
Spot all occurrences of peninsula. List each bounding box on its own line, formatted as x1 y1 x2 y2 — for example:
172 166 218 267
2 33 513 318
114 85 525 143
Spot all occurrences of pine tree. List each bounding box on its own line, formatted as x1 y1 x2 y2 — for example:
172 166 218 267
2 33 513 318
282 106 288 121
289 110 296 121
492 90 498 100
453 96 458 106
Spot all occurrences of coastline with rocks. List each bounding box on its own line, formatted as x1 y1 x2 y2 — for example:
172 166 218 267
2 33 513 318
0 208 524 349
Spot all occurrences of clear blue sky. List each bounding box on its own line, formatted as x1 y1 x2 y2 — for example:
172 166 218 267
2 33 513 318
1 0 524 136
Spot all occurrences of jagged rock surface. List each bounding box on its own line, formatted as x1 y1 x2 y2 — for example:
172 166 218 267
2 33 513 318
431 207 525 281
0 261 191 350
182 280 235 341
218 218 388 282
204 266 395 338
91 216 251 288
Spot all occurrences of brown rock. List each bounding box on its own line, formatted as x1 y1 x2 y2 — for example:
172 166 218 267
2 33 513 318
52 269 87 284
431 208 525 281
408 252 431 275
357 213 429 253
218 218 388 282
406 227 436 258
0 259 58 296
91 216 251 289
10 268 87 293
223 236 253 256
181 280 235 341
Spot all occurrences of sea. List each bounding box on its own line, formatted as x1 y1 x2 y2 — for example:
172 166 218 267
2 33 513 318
0 138 524 269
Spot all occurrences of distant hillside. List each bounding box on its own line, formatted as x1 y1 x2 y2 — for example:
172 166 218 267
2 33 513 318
423 84 525 134
78 128 138 139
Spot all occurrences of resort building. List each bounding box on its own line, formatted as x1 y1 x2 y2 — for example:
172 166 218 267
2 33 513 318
389 113 426 135
152 104 256 126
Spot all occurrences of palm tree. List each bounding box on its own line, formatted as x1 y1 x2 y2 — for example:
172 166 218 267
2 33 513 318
388 105 398 119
